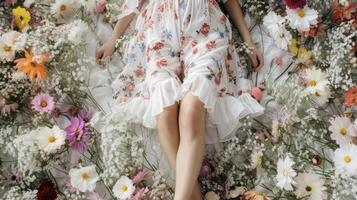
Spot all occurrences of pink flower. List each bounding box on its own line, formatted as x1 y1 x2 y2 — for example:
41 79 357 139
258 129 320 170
65 117 89 152
31 93 55 113
284 0 307 9
130 188 150 200
7 171 20 185
250 87 263 102
97 0 107 13
132 169 149 184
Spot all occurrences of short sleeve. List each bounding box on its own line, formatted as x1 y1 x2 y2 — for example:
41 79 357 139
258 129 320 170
117 0 146 20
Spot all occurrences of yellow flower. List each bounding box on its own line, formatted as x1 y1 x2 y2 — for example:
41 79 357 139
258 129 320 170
12 7 31 31
288 38 313 59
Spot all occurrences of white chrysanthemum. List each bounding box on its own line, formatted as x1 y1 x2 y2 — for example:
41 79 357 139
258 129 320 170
0 31 21 61
294 173 327 200
112 176 135 200
303 68 329 96
263 11 292 50
69 165 99 192
51 0 79 20
67 20 89 45
36 126 66 153
334 144 357 177
286 6 318 32
276 156 297 191
312 87 331 106
250 150 263 169
329 116 356 145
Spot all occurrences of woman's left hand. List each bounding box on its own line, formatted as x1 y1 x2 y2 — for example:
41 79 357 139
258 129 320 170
247 43 264 71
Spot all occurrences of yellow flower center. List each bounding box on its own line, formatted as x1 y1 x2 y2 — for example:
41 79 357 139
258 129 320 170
298 10 305 17
315 92 320 97
48 135 56 143
60 4 67 11
3 45 12 52
339 128 347 136
305 186 312 192
309 80 317 87
81 172 90 180
121 185 128 192
40 100 48 108
283 170 288 176
344 156 352 163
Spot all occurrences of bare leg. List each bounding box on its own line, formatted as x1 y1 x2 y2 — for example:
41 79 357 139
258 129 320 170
156 102 202 200
175 92 205 200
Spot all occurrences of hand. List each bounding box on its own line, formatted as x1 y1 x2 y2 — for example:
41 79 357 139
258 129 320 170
95 38 116 68
247 43 264 71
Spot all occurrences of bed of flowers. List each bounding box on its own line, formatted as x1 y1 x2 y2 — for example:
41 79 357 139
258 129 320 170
0 0 356 200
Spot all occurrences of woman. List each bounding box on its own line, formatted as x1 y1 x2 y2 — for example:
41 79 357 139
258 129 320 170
96 0 264 199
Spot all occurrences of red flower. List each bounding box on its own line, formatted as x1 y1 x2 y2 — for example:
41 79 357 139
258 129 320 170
37 181 57 200
331 0 357 22
206 40 216 50
344 86 357 107
157 59 168 67
284 0 307 9
200 23 210 36
152 41 164 51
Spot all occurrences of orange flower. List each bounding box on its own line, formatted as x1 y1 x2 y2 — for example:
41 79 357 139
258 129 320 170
344 86 357 107
331 0 357 22
15 51 48 81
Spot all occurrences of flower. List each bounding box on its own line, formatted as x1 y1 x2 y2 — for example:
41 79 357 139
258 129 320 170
263 12 292 50
131 187 150 200
250 87 263 102
0 31 21 61
344 86 357 107
300 19 325 37
294 173 327 200
329 116 356 145
199 159 215 177
286 6 318 32
113 176 135 200
204 191 220 200
7 171 20 185
284 0 307 9
302 68 329 97
51 0 78 21
250 150 263 169
242 191 271 200
229 186 247 198
97 0 108 13
12 7 31 31
132 169 149 184
276 156 297 191
32 93 55 113
67 20 89 45
37 180 58 200
36 126 66 153
24 0 35 8
69 165 99 192
65 117 89 152
15 50 48 81
331 0 357 22
78 108 93 123
333 144 357 176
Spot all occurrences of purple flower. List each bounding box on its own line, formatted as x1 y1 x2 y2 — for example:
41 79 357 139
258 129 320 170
65 117 88 152
31 93 55 113
199 159 215 178
78 108 93 123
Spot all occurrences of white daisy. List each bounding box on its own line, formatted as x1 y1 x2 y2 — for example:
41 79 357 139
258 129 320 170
36 126 66 154
0 31 21 61
69 165 99 192
112 176 135 199
263 11 292 50
250 150 263 169
302 68 329 96
51 0 79 21
276 156 297 191
312 88 331 106
294 173 327 200
329 116 356 145
334 144 357 177
286 6 318 32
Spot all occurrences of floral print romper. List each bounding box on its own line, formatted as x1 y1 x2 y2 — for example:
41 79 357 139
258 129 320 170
113 0 264 144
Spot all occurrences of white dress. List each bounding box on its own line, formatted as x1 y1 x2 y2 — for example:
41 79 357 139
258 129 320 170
112 0 265 144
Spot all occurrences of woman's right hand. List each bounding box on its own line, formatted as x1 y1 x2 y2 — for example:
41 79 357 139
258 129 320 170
95 38 116 67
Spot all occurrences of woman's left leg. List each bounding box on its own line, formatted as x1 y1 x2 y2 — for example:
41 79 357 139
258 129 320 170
174 92 205 200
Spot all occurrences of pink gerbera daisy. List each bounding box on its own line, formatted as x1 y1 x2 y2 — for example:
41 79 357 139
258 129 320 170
32 93 55 113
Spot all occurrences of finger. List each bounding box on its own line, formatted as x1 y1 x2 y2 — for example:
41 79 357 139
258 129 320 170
258 53 264 68
250 54 258 70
